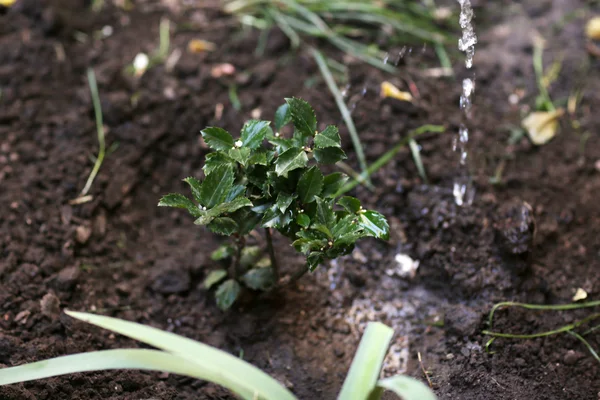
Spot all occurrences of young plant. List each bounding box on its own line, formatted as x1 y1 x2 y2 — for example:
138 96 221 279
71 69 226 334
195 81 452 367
0 311 437 400
159 98 389 310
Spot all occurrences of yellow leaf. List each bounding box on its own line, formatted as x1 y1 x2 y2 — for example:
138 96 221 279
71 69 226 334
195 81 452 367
380 81 413 102
0 0 17 6
586 17 600 40
522 109 564 146
188 39 216 53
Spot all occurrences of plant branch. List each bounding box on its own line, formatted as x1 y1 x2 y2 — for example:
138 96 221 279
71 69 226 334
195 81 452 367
264 228 279 280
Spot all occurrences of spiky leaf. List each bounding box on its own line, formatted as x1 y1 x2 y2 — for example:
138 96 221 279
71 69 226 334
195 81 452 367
182 177 203 203
242 267 275 291
215 279 241 310
276 192 295 213
296 213 310 228
332 214 360 239
315 197 335 229
274 103 291 132
208 217 238 235
203 269 228 289
241 120 271 149
321 172 349 198
158 193 198 215
201 127 235 151
211 245 234 261
199 164 234 208
247 151 268 166
338 196 361 214
285 97 316 139
275 147 308 177
314 147 347 164
307 252 324 271
194 197 253 225
228 147 251 167
225 185 246 202
314 126 341 148
240 246 261 269
359 211 390 240
297 166 324 204
203 152 234 175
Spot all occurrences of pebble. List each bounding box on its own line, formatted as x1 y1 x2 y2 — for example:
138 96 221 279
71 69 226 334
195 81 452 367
564 350 582 365
56 266 81 290
40 292 60 319
444 304 481 337
75 225 92 244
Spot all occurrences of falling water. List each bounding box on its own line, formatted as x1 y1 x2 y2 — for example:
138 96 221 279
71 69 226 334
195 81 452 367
453 0 477 207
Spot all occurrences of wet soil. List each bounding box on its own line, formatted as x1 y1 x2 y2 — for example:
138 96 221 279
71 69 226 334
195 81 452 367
1 0 599 399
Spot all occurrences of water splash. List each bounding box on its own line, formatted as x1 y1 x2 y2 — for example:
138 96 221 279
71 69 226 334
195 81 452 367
453 0 477 207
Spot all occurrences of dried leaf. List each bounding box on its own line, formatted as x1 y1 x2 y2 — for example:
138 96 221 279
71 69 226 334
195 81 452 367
380 81 413 102
188 39 216 53
522 109 564 146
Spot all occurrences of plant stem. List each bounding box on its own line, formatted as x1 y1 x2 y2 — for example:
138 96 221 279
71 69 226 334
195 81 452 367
230 235 245 279
264 228 279 280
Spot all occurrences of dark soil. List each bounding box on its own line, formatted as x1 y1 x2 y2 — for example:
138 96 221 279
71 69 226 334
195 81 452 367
1 0 599 399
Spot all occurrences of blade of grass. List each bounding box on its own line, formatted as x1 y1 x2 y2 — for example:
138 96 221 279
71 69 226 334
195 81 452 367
312 48 372 188
486 300 600 328
408 138 427 183
375 375 437 400
338 322 393 400
567 331 600 364
64 311 296 400
483 313 600 340
77 68 106 199
337 124 445 195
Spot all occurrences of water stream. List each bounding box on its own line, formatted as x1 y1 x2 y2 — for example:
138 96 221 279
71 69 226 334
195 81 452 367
453 0 477 206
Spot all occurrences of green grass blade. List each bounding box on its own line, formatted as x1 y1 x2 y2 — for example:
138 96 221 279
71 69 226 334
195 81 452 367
337 322 393 400
375 375 437 400
311 48 372 188
65 311 296 400
408 138 427 183
486 300 600 328
567 331 600 364
0 350 208 386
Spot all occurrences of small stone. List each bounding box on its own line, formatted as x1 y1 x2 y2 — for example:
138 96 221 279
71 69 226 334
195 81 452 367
331 319 351 335
75 225 92 244
40 292 60 319
595 159 600 172
15 310 31 324
444 304 481 337
56 266 81 290
564 350 582 365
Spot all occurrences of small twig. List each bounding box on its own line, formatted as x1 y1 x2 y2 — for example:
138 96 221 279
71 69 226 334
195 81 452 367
418 352 433 389
264 228 279 280
230 235 245 279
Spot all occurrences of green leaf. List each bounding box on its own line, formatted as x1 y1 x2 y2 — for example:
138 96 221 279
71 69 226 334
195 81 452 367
296 213 310 228
211 245 234 261
314 147 347 164
315 197 335 229
215 280 241 311
359 211 390 240
208 217 238 236
338 196 361 214
312 223 333 239
204 269 228 289
203 152 234 175
292 238 326 254
240 246 261 269
261 206 292 229
268 137 294 152
307 252 324 271
225 185 246 202
241 267 275 291
276 192 295 213
34 311 297 400
314 125 341 148
332 214 360 239
228 147 251 167
201 127 235 151
234 208 262 235
321 172 349 198
375 376 437 400
183 177 203 203
241 120 271 149
285 97 316 138
247 151 268 166
158 193 198 215
199 164 234 208
274 103 291 132
297 166 324 204
338 322 394 400
194 197 253 225
275 147 308 177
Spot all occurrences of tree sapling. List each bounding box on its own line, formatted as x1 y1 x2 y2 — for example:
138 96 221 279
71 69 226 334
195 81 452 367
159 98 389 310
